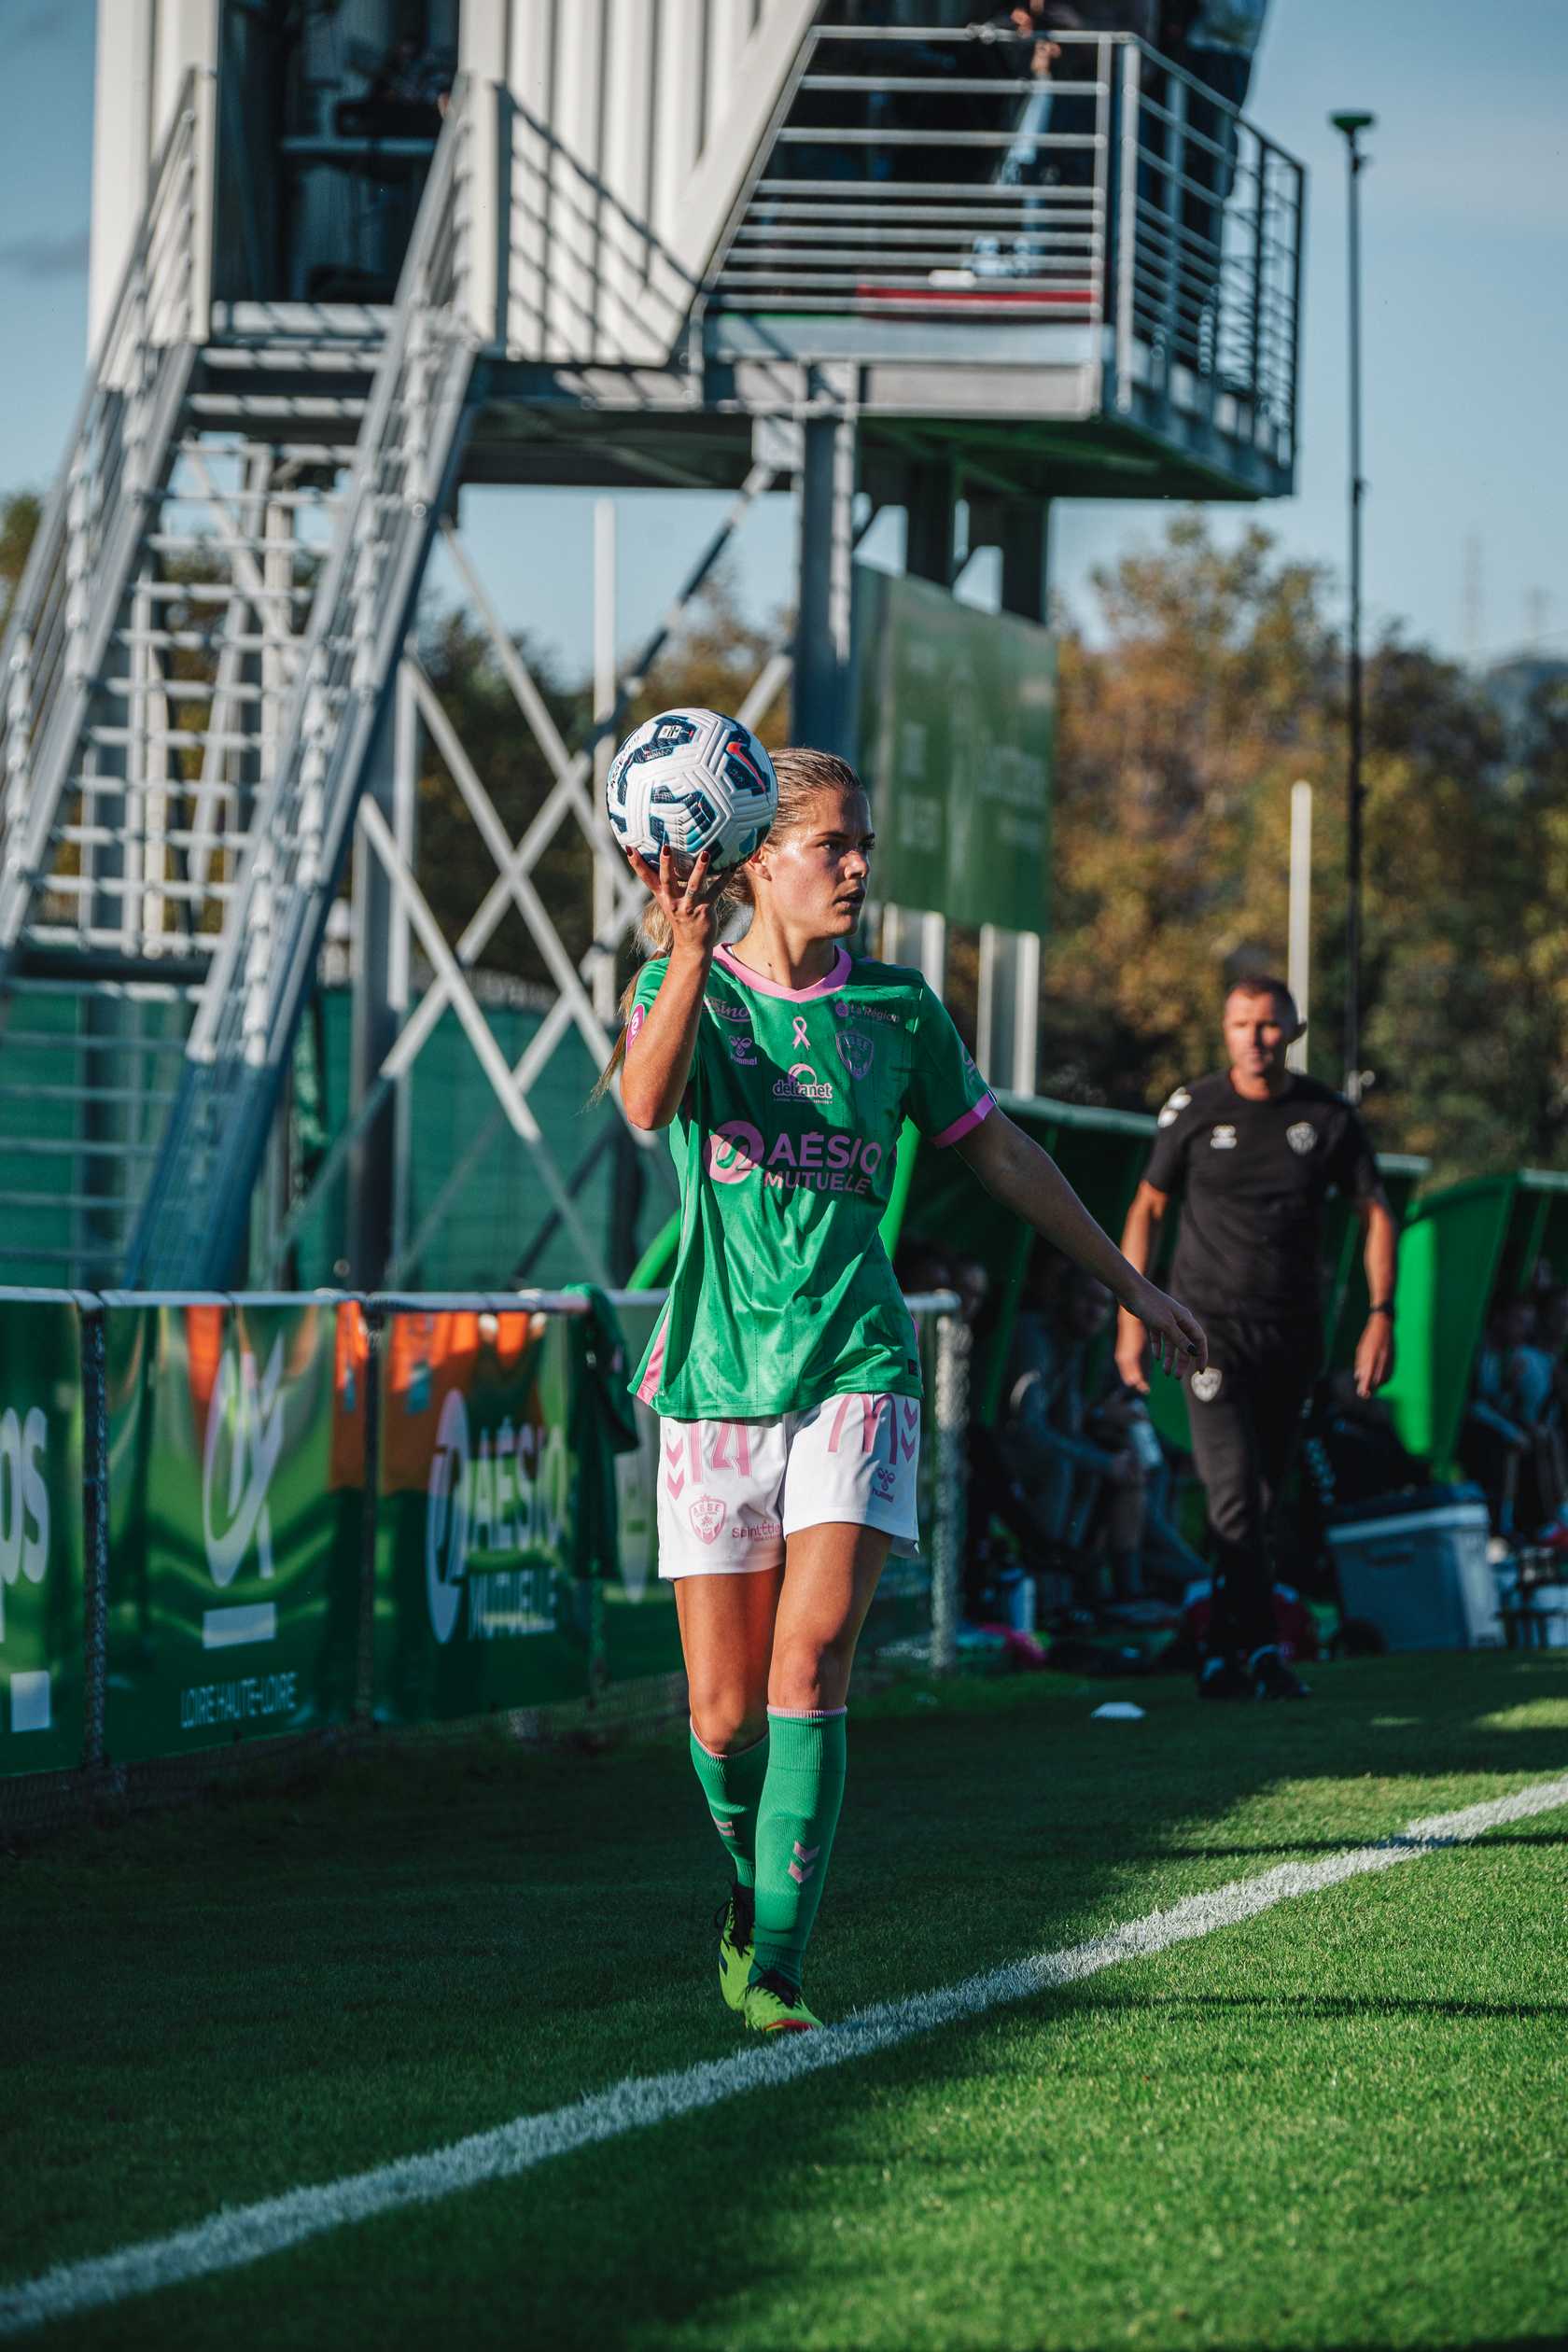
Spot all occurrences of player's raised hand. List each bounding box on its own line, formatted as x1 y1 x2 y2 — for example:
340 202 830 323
623 844 723 957
1124 1276 1207 1381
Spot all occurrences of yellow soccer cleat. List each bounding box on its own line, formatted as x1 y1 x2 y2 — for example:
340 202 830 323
742 1968 823 2033
717 1884 754 2014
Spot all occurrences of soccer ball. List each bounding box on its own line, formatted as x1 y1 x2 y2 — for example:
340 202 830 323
604 707 777 875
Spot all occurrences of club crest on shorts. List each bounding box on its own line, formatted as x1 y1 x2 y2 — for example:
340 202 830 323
834 1027 875 1081
688 1494 727 1545
1286 1120 1317 1155
1209 1124 1238 1151
1190 1365 1224 1403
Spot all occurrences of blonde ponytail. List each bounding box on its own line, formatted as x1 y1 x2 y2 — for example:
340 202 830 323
590 746 865 1104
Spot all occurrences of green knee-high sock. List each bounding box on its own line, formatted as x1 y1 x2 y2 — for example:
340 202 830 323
689 1724 770 1890
750 1707 847 1992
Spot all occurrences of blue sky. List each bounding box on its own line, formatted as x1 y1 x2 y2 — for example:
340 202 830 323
2 0 1565 676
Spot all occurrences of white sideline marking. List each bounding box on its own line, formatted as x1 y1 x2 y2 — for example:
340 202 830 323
5 1771 1566 2338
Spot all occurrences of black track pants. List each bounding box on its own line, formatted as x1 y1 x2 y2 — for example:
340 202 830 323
1183 1316 1323 1663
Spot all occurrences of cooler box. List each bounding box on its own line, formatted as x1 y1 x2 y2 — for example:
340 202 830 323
1326 1485 1501 1651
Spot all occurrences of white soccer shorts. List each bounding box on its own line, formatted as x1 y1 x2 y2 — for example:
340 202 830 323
655 1392 922 1578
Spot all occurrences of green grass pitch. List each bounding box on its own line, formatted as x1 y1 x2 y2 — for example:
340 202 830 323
6 1651 1568 2348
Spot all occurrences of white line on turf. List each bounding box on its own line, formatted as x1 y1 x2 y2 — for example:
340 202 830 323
5 1770 1566 2338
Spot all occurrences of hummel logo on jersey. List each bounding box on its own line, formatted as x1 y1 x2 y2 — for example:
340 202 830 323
728 1034 758 1066
1210 1124 1238 1150
788 1840 820 1886
1286 1120 1317 1155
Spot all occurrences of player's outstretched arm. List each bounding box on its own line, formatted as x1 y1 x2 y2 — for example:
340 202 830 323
620 846 720 1130
956 1111 1206 1380
1113 1179 1170 1394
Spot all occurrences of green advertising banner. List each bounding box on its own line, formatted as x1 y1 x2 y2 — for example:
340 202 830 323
371 1303 588 1719
855 565 1055 933
103 1295 362 1762
601 1300 685 1689
0 1291 87 1775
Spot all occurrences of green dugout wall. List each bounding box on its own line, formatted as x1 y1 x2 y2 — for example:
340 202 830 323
1381 1169 1568 1474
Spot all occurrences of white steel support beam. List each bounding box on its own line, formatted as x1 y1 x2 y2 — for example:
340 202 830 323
591 497 620 1025
264 469 791 1286
348 656 417 1288
356 794 609 1284
977 924 1041 1096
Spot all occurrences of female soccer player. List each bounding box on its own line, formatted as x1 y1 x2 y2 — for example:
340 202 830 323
610 749 1205 2033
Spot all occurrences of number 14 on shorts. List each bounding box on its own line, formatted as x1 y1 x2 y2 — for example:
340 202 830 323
654 1394 923 1579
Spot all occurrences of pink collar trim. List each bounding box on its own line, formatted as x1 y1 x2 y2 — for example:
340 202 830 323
714 944 852 1001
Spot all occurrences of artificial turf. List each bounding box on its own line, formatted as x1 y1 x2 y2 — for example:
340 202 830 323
4 1651 1567 2349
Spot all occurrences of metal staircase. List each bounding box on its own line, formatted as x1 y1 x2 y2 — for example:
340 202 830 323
0 76 476 1288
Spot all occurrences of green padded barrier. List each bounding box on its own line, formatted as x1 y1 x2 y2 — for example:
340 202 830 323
1323 1152 1431 1371
1492 1169 1568 1301
1381 1179 1517 1472
628 1214 680 1290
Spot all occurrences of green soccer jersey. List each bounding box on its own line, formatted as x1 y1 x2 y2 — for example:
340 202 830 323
627 942 994 1420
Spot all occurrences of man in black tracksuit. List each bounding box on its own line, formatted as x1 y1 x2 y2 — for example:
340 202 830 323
1114 976 1398 1700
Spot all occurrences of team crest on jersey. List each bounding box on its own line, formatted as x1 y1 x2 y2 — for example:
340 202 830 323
1157 1086 1192 1129
1191 1366 1224 1402
835 1027 875 1081
1286 1120 1317 1155
689 1495 727 1546
1209 1124 1238 1151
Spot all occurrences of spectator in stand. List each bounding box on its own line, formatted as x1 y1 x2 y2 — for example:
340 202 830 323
1006 1257 1204 1603
335 35 454 139
1007 1263 1145 1597
1463 1298 1536 1535
947 1249 992 1333
1465 1292 1568 1536
893 1236 953 1303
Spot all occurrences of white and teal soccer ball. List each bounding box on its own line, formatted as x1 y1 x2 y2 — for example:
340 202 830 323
605 707 777 875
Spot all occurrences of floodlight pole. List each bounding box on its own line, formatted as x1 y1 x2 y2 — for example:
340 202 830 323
1332 110 1374 1105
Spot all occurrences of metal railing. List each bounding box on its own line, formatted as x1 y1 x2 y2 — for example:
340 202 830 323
707 22 1303 462
0 72 211 969
127 85 479 1289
